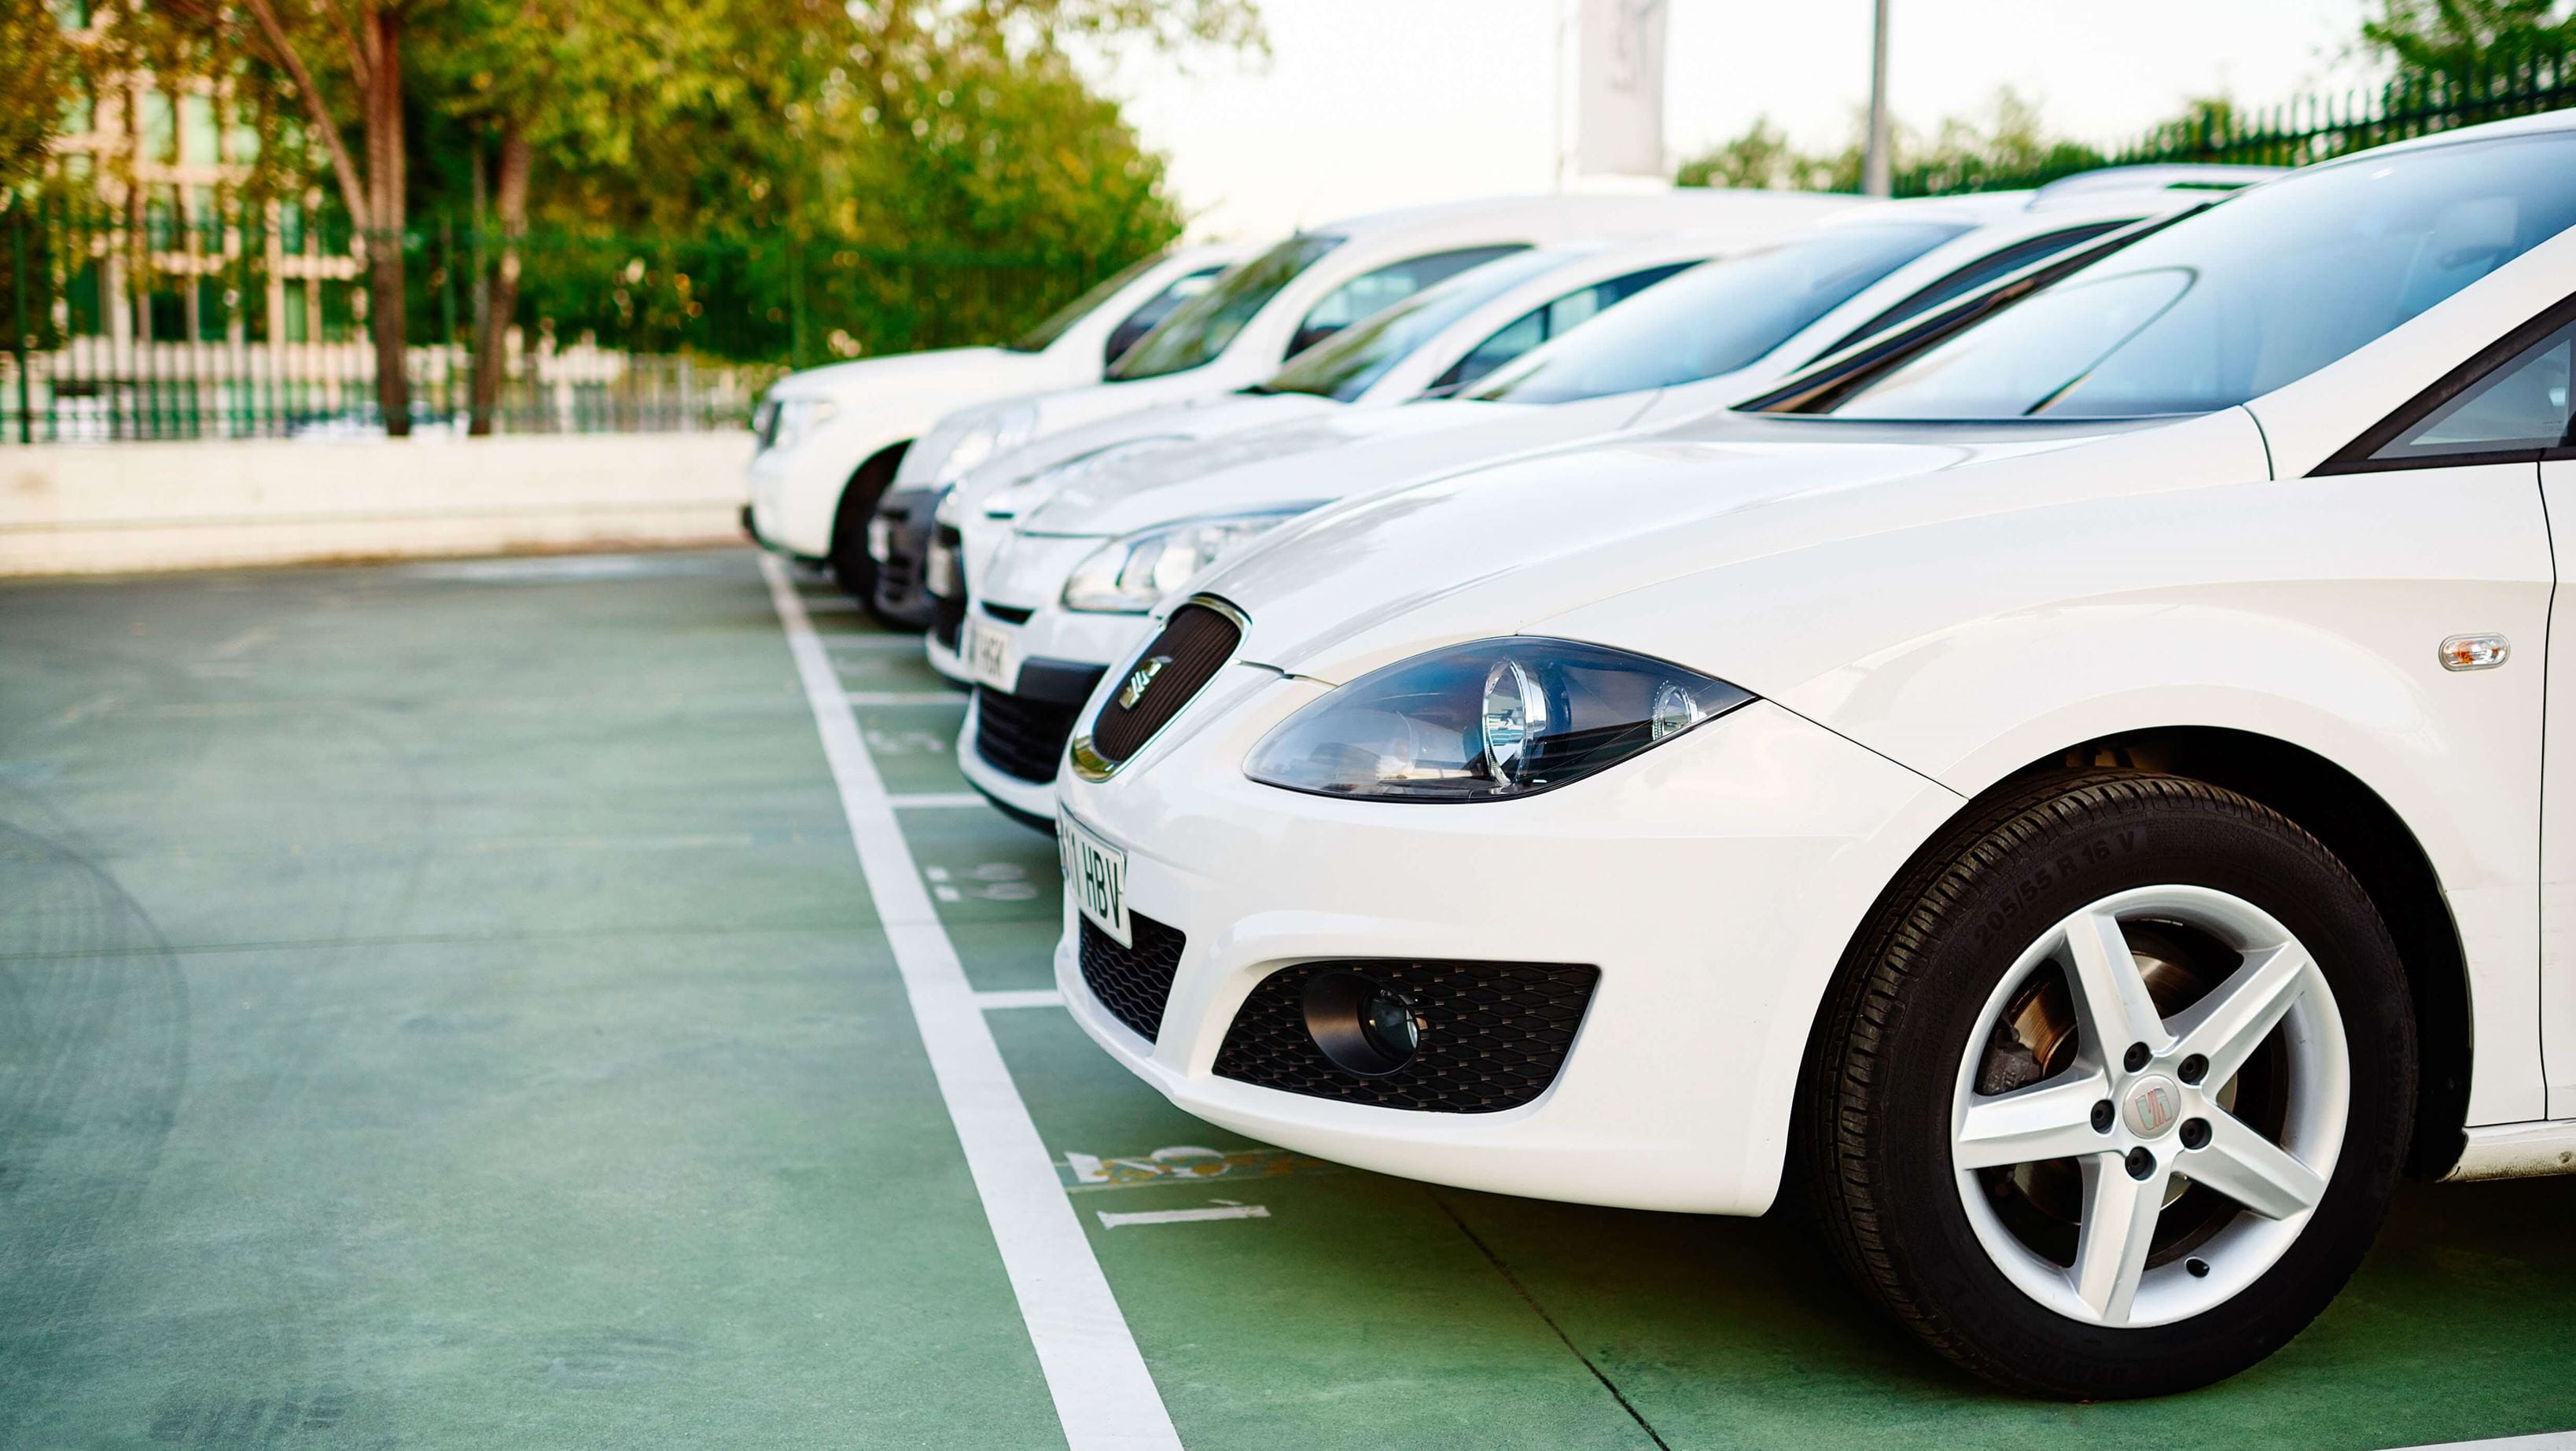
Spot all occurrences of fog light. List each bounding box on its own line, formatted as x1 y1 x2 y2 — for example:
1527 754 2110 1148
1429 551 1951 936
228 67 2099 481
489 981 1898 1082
1301 969 1425 1077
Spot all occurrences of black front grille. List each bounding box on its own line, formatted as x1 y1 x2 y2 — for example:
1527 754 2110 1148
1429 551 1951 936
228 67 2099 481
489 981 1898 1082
976 686 1084 783
931 591 966 650
983 601 1034 625
1080 911 1187 1042
1088 602 1242 764
1213 960 1601 1114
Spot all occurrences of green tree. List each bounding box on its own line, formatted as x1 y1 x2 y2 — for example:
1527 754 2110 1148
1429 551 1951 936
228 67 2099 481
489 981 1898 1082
2364 0 2576 82
2 4 81 198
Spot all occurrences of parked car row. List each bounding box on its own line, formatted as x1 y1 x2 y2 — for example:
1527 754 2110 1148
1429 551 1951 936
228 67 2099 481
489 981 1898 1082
744 111 2576 1399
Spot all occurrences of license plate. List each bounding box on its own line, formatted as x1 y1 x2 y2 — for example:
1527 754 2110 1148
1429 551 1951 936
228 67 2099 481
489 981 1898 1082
926 543 959 596
866 516 893 562
965 617 1018 691
1059 810 1131 948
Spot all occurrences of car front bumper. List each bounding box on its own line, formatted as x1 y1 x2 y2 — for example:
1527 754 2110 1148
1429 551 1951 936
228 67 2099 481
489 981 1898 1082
1053 670 1963 1216
869 486 942 631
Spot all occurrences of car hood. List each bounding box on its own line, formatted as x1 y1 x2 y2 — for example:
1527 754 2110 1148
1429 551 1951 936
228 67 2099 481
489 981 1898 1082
944 394 1343 525
1201 409 2263 684
1024 400 1518 533
1023 393 1662 540
769 346 1036 402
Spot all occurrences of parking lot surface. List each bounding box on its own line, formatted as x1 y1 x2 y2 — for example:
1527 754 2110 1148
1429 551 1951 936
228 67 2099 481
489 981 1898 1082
5 548 2574 1449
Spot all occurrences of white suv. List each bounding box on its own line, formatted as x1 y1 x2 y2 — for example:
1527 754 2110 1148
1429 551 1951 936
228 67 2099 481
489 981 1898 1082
742 243 1246 607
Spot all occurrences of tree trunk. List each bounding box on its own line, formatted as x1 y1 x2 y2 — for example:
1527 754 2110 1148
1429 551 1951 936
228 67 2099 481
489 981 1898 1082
364 5 410 436
469 126 530 437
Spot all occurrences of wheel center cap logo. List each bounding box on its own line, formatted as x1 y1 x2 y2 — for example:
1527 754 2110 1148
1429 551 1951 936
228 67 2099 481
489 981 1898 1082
1118 656 1171 710
2124 1074 2182 1138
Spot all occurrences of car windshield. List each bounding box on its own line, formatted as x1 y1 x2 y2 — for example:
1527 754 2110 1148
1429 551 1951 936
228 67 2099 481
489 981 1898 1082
1827 131 2576 419
1258 249 1588 402
1006 252 1169 353
1470 223 1970 404
1108 234 1344 380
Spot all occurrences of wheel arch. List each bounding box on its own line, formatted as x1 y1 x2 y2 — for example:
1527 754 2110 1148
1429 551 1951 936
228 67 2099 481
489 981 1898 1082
830 437 913 557
1799 725 2472 1183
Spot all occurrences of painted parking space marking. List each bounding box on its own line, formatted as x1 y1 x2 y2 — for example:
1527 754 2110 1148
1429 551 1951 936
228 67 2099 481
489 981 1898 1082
2397 1435 2576 1450
1062 1144 1343 1193
1096 1202 1271 1229
977 989 1066 1011
848 691 970 705
892 792 992 809
761 555 1181 1451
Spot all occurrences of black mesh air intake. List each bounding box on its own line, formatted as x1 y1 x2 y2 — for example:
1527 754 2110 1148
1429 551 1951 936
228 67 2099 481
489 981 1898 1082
1213 960 1600 1114
975 687 1084 783
929 524 966 649
1078 911 1187 1042
1087 602 1242 765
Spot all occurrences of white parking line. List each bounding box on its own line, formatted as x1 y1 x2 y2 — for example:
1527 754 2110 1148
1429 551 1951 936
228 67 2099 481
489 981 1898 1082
848 691 968 706
761 557 1179 1451
891 792 992 809
1096 1204 1271 1228
2394 1436 2576 1450
977 989 1066 1011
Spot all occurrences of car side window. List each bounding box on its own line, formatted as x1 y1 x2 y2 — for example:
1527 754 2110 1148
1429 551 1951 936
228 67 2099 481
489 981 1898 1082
1430 262 1695 393
1289 245 1527 358
2369 319 2574 465
1104 267 1226 366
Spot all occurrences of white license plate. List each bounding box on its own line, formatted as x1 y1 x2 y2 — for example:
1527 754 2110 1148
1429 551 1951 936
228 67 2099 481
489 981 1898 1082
964 617 1018 691
1059 810 1131 948
926 544 959 596
866 516 893 562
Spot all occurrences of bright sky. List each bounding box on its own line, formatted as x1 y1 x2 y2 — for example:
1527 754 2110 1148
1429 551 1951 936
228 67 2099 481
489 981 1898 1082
1087 0 2382 241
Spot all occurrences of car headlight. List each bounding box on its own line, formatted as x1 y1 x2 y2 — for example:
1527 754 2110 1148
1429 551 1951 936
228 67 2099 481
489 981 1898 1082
1243 639 1754 801
766 397 839 454
1061 508 1314 614
936 403 1040 485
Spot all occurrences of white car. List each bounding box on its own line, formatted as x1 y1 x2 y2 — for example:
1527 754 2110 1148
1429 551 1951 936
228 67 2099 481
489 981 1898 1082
920 234 1753 689
1050 112 2576 1398
742 242 1247 604
955 176 2257 825
870 190 1857 626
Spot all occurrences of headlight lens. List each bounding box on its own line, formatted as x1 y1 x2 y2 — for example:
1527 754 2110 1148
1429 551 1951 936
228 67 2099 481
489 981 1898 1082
1061 509 1311 613
936 403 1040 485
1243 639 1754 801
765 397 838 454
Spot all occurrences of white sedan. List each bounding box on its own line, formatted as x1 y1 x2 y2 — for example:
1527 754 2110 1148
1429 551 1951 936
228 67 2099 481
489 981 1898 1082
959 175 2253 825
1049 112 2576 1398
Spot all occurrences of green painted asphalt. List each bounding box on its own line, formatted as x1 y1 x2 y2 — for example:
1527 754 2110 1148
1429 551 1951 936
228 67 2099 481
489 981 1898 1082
3 547 2572 1449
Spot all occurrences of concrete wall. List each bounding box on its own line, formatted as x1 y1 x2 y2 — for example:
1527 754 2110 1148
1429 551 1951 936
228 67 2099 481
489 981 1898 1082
0 433 757 576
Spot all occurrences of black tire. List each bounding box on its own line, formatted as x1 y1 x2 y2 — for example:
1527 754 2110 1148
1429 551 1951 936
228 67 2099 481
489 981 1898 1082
828 444 910 624
1801 771 2415 1398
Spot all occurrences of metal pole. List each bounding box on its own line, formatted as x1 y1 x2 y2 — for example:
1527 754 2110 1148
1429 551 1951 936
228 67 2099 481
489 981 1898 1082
11 204 31 445
1863 0 1893 197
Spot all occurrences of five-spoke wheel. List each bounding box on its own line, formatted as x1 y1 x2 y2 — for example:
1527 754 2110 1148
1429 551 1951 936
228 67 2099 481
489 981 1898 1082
1805 772 2416 1398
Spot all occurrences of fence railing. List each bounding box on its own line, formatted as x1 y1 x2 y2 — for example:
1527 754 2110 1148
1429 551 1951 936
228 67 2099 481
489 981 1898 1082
1897 54 2576 196
1 196 1139 444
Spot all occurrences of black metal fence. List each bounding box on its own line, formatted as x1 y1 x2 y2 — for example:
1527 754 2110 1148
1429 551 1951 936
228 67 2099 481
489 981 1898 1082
1897 54 2576 197
0 195 1130 444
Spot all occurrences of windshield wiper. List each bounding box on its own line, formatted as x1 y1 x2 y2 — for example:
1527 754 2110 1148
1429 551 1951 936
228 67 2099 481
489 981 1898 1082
1734 203 2217 416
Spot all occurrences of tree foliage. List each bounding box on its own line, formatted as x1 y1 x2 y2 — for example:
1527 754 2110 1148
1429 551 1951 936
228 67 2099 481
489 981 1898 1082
2364 0 2576 82
2 2 81 198
1676 88 2103 196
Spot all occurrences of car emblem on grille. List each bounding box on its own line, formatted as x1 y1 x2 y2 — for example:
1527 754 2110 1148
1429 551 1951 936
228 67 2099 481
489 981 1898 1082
1119 656 1172 709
